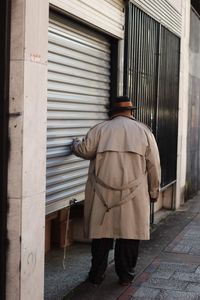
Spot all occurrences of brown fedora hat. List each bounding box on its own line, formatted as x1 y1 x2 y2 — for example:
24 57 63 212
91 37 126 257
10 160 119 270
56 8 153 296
110 96 136 111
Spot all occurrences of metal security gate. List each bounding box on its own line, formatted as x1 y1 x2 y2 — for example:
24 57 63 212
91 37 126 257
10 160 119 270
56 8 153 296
124 4 159 131
156 27 180 187
46 13 111 214
124 3 180 187
130 0 182 36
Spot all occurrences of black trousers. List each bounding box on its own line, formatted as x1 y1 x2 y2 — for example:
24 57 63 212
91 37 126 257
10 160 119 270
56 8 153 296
89 238 140 282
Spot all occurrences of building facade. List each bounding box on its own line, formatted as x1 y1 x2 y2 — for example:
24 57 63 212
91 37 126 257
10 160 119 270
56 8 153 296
4 0 191 299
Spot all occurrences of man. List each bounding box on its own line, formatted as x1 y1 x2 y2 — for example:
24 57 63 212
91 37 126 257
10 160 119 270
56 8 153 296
72 96 161 285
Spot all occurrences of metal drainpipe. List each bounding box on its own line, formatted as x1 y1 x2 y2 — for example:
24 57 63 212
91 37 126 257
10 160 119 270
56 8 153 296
0 0 11 299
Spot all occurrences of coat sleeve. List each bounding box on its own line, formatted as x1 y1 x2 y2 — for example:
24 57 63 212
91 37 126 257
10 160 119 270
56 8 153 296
72 126 99 160
145 131 161 200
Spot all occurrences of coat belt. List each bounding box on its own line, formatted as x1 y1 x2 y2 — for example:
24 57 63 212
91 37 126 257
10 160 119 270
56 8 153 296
90 172 146 225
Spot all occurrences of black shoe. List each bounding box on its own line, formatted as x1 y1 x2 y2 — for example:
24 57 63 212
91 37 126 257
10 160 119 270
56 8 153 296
88 274 105 285
119 279 133 286
118 274 135 286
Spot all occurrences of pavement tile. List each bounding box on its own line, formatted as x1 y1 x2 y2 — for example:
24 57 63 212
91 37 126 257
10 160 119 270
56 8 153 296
195 266 200 274
132 287 160 298
178 239 200 246
159 290 199 300
173 271 200 283
158 262 198 273
189 247 200 256
142 278 188 291
164 233 186 252
186 283 200 293
151 270 174 279
184 232 200 238
172 244 192 254
145 260 160 273
133 272 152 287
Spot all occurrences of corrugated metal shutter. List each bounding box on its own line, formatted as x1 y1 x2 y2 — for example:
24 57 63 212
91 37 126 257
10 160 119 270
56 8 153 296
46 14 111 214
130 0 182 36
50 0 125 39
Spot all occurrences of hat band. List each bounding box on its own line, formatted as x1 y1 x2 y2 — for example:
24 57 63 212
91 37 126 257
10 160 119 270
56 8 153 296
114 101 133 108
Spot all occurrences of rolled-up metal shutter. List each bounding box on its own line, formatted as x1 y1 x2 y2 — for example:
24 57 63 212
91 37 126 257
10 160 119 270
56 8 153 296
46 13 110 214
50 0 125 39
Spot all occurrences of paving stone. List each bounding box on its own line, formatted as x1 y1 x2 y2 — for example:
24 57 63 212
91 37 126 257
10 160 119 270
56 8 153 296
184 231 200 238
178 239 200 247
186 283 200 293
173 271 200 283
145 262 160 273
133 287 160 299
172 244 192 254
158 262 198 273
160 290 198 300
195 266 200 274
186 225 200 231
151 270 174 280
142 278 188 291
189 247 200 256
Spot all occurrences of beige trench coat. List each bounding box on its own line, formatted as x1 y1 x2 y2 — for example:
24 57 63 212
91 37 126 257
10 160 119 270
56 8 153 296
73 116 161 240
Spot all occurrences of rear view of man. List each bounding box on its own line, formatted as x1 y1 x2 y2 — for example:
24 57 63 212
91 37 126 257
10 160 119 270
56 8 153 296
72 96 161 285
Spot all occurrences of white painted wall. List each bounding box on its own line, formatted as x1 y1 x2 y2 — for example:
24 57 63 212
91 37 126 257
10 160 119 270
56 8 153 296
6 0 48 299
176 0 191 208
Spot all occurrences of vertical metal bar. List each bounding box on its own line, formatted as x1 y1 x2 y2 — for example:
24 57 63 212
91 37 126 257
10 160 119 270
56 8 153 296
135 6 140 118
123 1 131 96
129 4 133 99
132 5 136 106
138 11 142 122
152 20 157 132
142 13 146 125
155 24 161 141
147 16 151 128
131 5 136 107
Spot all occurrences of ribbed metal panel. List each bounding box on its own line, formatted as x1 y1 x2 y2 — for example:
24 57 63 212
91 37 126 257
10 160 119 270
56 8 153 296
156 26 180 187
50 0 125 38
125 4 159 130
130 0 182 36
46 14 110 213
124 3 180 188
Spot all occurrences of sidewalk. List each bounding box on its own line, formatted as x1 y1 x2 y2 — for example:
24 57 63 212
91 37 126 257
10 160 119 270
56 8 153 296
64 193 200 300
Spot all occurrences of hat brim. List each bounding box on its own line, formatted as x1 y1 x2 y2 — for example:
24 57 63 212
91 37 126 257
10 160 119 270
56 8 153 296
110 106 137 111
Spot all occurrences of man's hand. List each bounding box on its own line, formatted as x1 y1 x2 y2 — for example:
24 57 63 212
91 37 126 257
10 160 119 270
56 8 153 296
72 137 80 143
71 138 81 153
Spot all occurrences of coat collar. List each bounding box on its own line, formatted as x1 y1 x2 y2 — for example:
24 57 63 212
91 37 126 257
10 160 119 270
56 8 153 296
110 115 135 121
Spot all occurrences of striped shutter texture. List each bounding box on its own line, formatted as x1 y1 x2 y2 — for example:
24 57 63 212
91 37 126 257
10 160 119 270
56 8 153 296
46 15 111 214
130 0 182 36
50 0 125 39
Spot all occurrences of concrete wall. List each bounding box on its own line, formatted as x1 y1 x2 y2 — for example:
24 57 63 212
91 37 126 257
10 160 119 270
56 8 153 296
6 1 48 299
